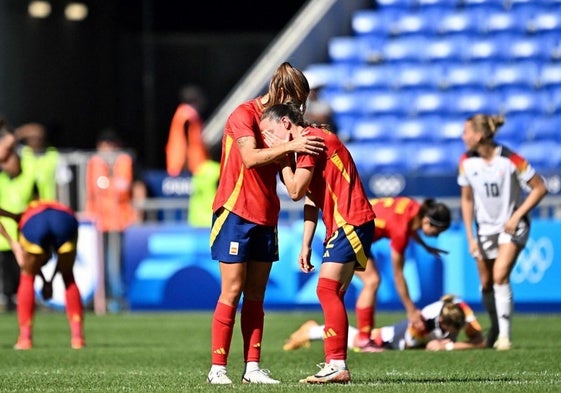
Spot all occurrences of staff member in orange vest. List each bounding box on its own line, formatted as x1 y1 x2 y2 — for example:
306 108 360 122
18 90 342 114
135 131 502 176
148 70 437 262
165 84 209 177
84 129 146 313
165 85 220 228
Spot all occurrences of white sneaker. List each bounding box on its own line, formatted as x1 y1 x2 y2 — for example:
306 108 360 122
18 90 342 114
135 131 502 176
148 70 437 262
242 369 280 384
207 368 232 384
299 363 351 384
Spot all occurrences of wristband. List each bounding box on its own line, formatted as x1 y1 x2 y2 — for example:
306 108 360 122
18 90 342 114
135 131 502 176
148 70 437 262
445 341 454 351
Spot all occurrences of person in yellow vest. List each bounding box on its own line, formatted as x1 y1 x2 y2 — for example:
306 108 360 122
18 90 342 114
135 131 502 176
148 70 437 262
187 156 220 228
14 122 68 202
0 121 41 312
84 128 147 312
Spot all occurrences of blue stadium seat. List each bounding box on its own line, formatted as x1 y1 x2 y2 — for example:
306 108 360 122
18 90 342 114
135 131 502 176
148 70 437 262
393 63 445 90
526 114 561 142
499 87 550 116
352 9 402 36
410 90 450 116
351 64 395 90
322 91 364 116
488 62 540 90
479 10 530 35
547 33 561 61
347 142 412 174
390 10 442 36
410 142 460 174
526 10 561 34
442 61 493 90
327 36 365 63
362 90 411 116
381 36 428 63
460 0 505 11
394 117 438 143
351 116 398 142
506 35 552 61
333 114 356 143
304 63 355 90
538 62 561 89
546 86 561 114
447 89 501 116
437 10 481 35
328 36 385 64
465 37 504 62
494 113 533 147
416 0 459 10
374 0 415 10
425 36 468 63
517 140 561 172
437 116 465 141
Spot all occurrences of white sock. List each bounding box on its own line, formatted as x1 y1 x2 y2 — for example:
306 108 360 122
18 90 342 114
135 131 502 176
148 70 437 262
309 324 325 341
347 326 358 347
245 361 259 374
494 283 513 340
329 359 347 370
210 365 226 374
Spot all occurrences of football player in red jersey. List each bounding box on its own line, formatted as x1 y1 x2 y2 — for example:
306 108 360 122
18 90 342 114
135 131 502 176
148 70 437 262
0 200 85 350
261 102 375 384
207 62 325 385
353 196 452 352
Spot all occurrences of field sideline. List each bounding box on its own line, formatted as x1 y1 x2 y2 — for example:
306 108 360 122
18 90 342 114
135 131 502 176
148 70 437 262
0 310 560 392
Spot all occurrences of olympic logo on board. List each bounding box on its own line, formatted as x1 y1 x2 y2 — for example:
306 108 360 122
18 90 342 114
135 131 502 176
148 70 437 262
512 237 554 284
369 174 406 196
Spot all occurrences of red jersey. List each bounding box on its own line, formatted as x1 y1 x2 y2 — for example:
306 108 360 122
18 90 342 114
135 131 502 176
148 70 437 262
370 197 420 255
212 98 280 226
297 127 375 239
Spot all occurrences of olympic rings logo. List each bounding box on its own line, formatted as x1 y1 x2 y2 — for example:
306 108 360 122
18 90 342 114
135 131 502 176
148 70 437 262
512 237 554 284
368 174 406 196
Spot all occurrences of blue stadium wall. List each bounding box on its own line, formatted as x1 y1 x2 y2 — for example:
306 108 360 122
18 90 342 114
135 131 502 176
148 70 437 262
122 218 561 312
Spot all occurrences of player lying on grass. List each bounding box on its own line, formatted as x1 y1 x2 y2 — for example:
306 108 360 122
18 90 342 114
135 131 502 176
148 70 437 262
284 294 487 351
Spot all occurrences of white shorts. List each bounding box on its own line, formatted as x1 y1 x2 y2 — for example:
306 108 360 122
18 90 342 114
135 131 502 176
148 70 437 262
477 218 530 260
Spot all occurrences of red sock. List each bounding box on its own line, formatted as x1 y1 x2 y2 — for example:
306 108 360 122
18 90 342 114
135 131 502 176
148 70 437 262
17 273 35 340
65 279 84 339
317 277 348 362
356 306 375 341
211 302 236 366
241 299 264 363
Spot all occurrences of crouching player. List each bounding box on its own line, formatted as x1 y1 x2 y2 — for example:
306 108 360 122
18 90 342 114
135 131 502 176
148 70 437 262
0 200 85 350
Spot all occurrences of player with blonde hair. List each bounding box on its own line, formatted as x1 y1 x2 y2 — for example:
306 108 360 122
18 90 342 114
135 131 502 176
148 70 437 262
284 294 486 352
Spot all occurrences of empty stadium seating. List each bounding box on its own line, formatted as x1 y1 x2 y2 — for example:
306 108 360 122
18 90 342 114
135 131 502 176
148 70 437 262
305 0 561 178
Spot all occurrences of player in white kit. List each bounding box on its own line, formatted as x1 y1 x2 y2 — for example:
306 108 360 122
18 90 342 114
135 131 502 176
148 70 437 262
457 114 548 351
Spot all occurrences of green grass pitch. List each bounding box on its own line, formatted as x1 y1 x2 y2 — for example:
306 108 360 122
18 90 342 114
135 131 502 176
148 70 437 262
0 310 560 392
